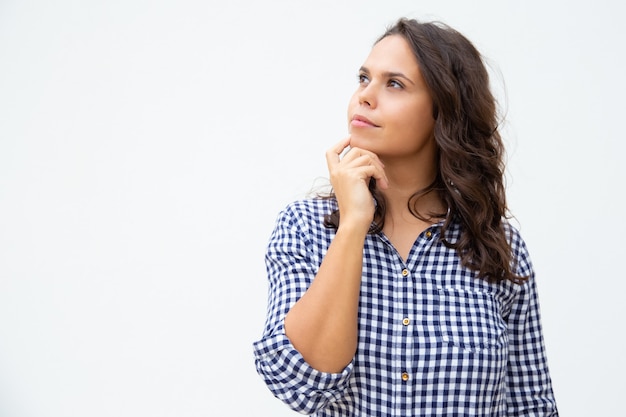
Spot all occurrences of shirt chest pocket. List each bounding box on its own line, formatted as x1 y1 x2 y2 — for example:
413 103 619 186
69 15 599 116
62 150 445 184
437 287 507 353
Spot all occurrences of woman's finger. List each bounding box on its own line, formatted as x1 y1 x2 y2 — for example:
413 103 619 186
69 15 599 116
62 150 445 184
325 137 351 171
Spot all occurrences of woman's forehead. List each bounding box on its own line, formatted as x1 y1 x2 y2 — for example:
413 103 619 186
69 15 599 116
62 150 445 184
362 35 421 77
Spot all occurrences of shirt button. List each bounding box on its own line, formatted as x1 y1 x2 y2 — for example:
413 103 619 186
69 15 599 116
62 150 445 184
402 318 410 326
401 372 410 381
401 269 409 277
425 230 432 239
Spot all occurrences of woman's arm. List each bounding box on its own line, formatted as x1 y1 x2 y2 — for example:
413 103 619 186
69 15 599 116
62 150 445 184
284 137 388 373
505 229 559 416
284 222 367 372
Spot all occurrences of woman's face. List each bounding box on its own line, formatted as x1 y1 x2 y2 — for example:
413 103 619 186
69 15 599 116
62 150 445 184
347 35 436 161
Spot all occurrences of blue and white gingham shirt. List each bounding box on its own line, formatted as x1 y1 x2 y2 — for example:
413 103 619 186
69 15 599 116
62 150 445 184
253 198 558 416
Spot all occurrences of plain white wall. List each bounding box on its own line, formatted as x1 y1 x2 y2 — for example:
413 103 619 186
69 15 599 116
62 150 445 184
1 0 624 416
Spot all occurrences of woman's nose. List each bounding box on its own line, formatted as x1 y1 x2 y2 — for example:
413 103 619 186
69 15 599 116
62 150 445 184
358 84 376 108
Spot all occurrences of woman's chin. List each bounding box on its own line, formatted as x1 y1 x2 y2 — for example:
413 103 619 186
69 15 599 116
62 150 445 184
349 134 376 152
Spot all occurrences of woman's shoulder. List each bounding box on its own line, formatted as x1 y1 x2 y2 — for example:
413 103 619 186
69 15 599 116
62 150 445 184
282 197 337 214
501 218 527 250
276 197 338 226
500 217 535 277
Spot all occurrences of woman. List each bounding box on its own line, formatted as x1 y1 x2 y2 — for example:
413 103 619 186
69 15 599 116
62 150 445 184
253 17 558 416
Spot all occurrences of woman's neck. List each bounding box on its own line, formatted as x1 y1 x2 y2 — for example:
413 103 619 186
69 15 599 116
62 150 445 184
380 163 444 222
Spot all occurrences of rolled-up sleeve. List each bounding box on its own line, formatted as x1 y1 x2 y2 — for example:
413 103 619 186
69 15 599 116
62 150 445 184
252 201 353 414
253 323 353 414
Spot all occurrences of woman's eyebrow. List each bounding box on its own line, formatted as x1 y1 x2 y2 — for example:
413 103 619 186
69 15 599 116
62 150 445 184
359 66 415 85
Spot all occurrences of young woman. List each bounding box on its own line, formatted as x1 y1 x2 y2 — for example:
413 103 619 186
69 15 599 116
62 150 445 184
253 17 558 416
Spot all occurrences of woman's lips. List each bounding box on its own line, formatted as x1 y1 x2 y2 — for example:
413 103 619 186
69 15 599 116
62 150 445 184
351 115 379 128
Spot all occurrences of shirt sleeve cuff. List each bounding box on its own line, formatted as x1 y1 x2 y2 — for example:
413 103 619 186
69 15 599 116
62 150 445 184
253 323 353 414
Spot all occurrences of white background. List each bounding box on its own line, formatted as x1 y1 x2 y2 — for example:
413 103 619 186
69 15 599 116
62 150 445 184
1 0 624 416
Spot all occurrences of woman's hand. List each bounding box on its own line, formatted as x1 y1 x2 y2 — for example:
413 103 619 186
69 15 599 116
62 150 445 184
325 137 388 233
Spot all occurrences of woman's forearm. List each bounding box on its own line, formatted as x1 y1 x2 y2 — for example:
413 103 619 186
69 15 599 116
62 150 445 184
284 223 367 373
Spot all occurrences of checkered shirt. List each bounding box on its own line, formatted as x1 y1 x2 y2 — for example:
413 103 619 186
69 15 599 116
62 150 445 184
253 198 558 416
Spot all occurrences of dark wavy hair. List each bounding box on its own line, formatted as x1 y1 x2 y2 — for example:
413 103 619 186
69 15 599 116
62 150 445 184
324 18 525 284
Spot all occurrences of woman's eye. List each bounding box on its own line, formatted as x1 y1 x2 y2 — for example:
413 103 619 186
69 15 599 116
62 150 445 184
388 79 403 89
357 74 369 84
